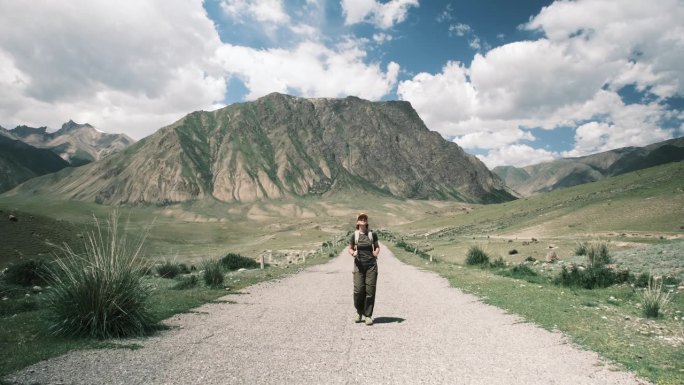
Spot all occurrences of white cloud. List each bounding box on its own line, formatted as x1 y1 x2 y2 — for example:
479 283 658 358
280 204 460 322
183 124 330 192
478 144 558 168
341 0 418 29
372 33 393 44
397 61 477 134
398 0 684 166
455 128 534 150
449 23 471 37
0 0 226 139
217 40 399 100
526 0 684 98
221 0 289 24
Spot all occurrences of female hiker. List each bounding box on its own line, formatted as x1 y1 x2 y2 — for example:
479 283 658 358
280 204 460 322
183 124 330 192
348 212 380 325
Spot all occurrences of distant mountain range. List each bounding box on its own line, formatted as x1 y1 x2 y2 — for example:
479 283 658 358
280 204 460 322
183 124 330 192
0 135 70 193
6 93 515 205
493 136 684 196
1 121 134 166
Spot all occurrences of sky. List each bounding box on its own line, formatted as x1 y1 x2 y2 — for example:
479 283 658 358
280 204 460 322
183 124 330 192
1 0 683 168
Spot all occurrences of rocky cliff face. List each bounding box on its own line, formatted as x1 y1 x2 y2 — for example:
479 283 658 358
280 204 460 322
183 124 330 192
10 93 514 204
8 121 134 166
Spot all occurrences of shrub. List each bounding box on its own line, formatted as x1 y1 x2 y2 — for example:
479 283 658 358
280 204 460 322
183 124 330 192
3 259 52 286
0 296 38 316
586 242 611 268
220 253 258 271
574 241 589 256
555 265 629 289
43 212 154 339
202 259 224 287
172 275 199 290
632 272 650 288
465 246 490 266
178 263 191 274
490 257 506 268
156 261 181 279
642 275 672 318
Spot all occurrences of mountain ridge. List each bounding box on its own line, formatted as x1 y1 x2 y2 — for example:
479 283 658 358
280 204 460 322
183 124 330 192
494 136 684 196
6 93 515 205
6 121 134 166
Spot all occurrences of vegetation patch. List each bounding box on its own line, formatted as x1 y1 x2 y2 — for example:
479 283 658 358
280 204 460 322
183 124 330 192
220 253 259 271
465 245 490 266
202 259 225 288
156 261 182 279
43 213 155 339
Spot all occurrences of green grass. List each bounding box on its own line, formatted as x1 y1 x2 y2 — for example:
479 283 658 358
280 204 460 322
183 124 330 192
391 246 684 385
0 161 682 380
0 240 339 377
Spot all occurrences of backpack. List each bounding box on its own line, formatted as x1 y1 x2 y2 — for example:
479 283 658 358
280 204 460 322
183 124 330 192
353 229 374 248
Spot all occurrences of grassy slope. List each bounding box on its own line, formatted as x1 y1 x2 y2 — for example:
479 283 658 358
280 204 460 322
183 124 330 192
0 161 682 382
389 162 684 385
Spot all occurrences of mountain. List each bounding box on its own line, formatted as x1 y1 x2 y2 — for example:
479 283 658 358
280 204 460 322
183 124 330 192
0 135 70 193
8 121 135 166
7 93 515 205
494 136 684 196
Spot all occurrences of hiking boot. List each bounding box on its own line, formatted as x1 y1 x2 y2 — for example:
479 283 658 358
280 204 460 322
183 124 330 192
354 313 363 323
365 316 373 326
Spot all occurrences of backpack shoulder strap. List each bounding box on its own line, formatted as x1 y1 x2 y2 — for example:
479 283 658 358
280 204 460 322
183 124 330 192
354 230 360 246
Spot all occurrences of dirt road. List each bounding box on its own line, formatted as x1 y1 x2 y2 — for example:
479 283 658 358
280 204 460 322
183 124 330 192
6 246 648 384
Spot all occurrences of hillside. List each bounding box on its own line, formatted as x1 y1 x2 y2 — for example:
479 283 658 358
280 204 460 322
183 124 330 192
8 121 134 166
6 93 515 205
494 136 684 196
0 136 70 193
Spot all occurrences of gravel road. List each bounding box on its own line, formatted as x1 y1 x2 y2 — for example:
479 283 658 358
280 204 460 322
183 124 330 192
6 246 649 385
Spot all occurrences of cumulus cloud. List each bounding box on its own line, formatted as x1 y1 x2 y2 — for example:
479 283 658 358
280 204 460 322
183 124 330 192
0 0 403 139
0 0 226 139
221 0 289 24
217 40 399 100
398 0 684 165
341 0 418 29
478 144 558 168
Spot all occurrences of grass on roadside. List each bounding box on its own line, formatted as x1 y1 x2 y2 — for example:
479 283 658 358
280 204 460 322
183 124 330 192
0 239 342 378
391 245 684 385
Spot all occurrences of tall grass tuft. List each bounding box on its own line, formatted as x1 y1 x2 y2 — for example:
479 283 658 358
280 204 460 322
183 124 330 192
156 261 181 279
574 241 589 256
202 259 225 287
465 246 490 266
642 275 672 318
586 242 611 268
43 212 155 339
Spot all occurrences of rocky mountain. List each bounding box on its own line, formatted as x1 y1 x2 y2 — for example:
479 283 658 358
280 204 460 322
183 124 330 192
494 136 684 196
7 121 134 166
7 93 515 205
0 135 70 193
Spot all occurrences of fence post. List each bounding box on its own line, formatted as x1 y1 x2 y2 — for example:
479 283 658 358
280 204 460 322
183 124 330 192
260 255 265 270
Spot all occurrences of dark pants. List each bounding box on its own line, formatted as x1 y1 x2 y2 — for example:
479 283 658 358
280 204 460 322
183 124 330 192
353 262 378 317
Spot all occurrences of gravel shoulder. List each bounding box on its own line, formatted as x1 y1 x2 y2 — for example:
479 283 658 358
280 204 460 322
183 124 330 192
5 246 650 385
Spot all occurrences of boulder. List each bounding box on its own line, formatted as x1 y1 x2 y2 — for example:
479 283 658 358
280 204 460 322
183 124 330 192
545 250 558 263
9 214 18 222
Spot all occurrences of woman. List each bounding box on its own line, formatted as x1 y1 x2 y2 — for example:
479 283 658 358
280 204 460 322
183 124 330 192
348 212 380 325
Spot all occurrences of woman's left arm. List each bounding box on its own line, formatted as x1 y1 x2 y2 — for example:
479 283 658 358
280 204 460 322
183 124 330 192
372 234 380 257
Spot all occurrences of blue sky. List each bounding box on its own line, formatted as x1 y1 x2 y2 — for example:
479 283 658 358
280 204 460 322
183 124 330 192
0 0 683 167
